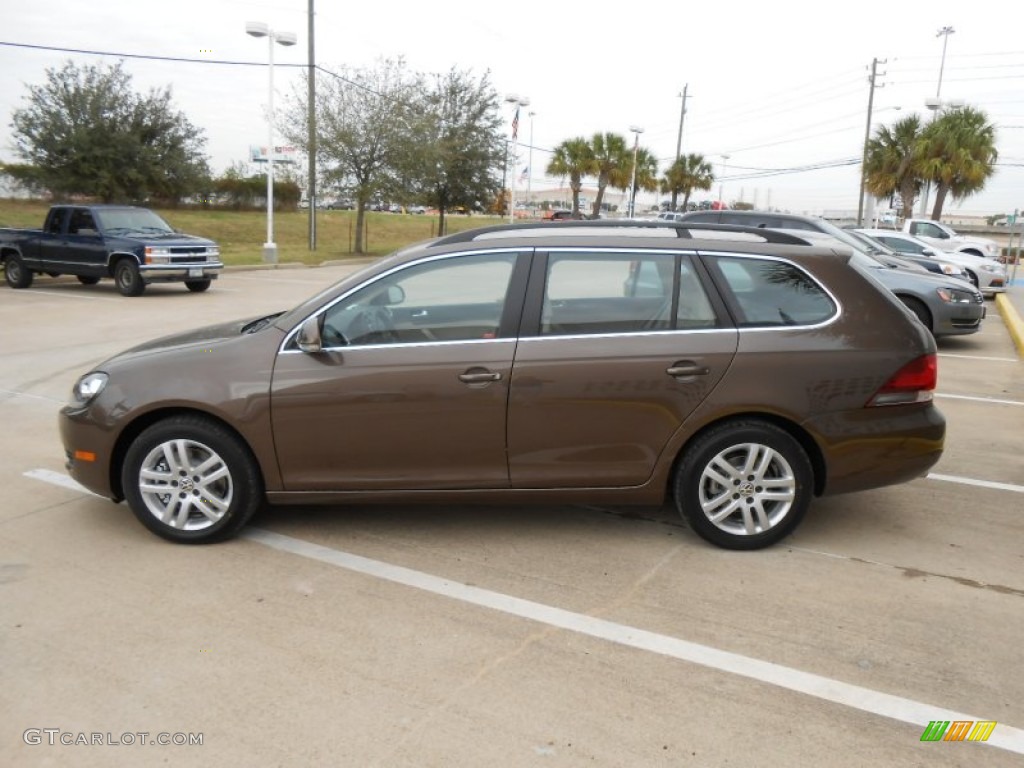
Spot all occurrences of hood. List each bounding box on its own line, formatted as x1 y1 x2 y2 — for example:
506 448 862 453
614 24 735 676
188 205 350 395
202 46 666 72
101 314 280 366
119 232 217 247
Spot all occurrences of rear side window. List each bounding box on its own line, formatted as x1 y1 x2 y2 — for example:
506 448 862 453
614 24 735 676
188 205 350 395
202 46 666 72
710 256 836 327
541 252 718 335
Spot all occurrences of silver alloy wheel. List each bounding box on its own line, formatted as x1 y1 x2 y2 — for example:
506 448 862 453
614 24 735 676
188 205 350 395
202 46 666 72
136 438 233 532
697 442 796 536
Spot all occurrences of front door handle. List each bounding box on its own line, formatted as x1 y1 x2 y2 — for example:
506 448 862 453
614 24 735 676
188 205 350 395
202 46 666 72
458 368 502 384
666 362 710 377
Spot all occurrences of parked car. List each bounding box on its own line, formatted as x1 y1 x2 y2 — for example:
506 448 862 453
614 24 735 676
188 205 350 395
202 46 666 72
677 210 986 336
854 228 1007 296
407 205 427 215
1 205 222 296
60 220 945 551
844 230 970 283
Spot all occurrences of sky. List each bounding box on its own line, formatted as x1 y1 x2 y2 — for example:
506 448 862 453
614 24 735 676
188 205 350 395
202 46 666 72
1 0 1022 216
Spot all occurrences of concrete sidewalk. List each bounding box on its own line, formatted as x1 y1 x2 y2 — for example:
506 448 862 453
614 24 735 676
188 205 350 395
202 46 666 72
994 271 1024 357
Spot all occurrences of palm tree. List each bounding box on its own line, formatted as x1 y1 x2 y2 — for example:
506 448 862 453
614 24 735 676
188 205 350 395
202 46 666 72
864 115 925 220
589 132 629 216
661 153 714 211
546 137 594 215
918 107 998 221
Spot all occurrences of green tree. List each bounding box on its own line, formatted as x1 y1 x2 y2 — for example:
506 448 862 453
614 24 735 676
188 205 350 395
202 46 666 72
546 138 594 215
919 107 998 221
589 132 629 216
403 67 505 235
864 115 925 219
660 153 714 212
9 60 209 203
283 58 422 253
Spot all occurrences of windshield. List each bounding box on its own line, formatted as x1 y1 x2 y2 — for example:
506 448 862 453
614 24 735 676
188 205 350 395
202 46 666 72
94 208 175 235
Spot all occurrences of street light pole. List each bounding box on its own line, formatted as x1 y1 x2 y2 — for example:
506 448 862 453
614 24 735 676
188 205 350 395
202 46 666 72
628 125 644 218
527 111 535 216
719 154 730 207
919 26 955 218
246 21 296 264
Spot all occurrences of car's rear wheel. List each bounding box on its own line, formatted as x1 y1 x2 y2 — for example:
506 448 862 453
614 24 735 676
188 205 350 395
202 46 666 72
77 275 101 285
673 420 812 550
114 259 146 297
121 416 263 544
900 296 932 332
4 255 33 289
185 279 211 293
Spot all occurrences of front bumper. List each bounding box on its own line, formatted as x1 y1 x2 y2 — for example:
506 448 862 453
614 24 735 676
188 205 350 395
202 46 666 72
138 262 223 284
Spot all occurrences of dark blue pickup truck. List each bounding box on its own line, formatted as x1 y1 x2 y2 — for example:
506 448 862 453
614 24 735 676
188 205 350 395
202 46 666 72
0 205 223 296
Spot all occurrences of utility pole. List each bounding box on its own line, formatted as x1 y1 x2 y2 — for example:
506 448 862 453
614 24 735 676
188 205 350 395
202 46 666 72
307 0 317 250
672 85 690 211
857 58 885 227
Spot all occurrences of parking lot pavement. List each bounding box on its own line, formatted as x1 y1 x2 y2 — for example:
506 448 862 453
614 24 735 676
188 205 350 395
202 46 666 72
2 269 1023 766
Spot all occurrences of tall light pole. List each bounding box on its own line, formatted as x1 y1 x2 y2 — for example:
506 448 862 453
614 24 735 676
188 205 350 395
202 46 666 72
505 94 529 223
246 21 297 264
919 25 955 218
628 125 644 218
306 0 317 251
527 111 536 216
718 154 730 207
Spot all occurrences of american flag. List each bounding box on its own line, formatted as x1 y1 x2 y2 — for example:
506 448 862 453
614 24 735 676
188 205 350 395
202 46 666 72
511 107 519 141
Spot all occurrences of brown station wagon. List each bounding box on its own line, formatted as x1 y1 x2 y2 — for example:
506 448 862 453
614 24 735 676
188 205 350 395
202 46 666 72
60 221 946 549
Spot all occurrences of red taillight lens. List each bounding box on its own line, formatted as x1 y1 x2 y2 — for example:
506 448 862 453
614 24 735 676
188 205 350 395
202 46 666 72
866 354 937 407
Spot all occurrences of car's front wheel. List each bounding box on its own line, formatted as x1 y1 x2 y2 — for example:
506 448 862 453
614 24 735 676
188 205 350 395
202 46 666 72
185 279 211 293
121 416 263 543
673 420 813 550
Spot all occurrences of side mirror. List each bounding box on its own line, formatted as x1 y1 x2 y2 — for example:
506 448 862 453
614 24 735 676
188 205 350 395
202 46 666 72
296 316 323 353
921 247 936 256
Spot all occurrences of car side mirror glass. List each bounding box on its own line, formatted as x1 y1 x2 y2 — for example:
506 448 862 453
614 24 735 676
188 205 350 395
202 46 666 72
386 285 405 305
297 316 323 353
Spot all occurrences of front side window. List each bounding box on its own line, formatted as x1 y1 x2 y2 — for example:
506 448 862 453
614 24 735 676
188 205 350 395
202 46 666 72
711 256 835 327
320 252 517 346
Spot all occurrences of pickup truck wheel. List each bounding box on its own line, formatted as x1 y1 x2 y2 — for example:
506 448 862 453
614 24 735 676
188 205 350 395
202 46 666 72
114 259 146 297
46 271 62 278
185 279 211 293
77 275 101 286
4 255 34 289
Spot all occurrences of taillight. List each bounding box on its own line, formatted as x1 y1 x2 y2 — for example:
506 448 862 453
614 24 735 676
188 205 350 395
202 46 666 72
866 354 937 407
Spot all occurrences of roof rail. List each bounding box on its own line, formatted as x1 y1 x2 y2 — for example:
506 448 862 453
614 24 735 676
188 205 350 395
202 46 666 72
430 219 814 247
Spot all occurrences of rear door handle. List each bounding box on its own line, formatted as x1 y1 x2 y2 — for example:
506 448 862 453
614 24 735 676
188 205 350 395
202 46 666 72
666 363 710 377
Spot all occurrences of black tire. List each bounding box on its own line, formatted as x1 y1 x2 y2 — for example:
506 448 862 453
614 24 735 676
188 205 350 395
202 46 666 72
114 259 145 296
77 275 101 286
121 416 263 544
46 271 62 278
185 279 211 293
964 270 979 289
4 255 33 289
900 296 932 332
673 420 813 550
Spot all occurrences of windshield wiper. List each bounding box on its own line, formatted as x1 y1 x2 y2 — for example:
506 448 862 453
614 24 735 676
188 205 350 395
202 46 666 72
241 312 285 334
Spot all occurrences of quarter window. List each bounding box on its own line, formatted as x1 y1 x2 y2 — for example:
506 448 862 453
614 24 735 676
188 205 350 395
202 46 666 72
712 256 835 327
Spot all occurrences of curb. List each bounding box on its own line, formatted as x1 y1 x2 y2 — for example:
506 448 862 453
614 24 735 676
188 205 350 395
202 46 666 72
222 257 378 273
994 293 1024 358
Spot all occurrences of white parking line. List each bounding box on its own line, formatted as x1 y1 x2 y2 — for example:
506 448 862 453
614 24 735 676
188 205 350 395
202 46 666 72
3 290 121 302
23 468 102 496
936 393 1024 406
18 467 1024 754
0 389 65 404
938 353 1019 363
243 528 1024 755
927 473 1024 494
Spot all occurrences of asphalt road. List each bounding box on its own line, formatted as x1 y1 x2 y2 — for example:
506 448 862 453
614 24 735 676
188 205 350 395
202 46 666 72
1 268 1022 766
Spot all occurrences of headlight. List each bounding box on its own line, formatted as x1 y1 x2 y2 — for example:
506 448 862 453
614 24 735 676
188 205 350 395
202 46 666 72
71 372 108 407
936 288 974 304
939 264 963 276
144 246 171 264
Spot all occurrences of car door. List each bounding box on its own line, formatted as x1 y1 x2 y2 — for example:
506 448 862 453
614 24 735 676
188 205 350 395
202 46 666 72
507 248 738 488
63 208 107 276
270 250 529 491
